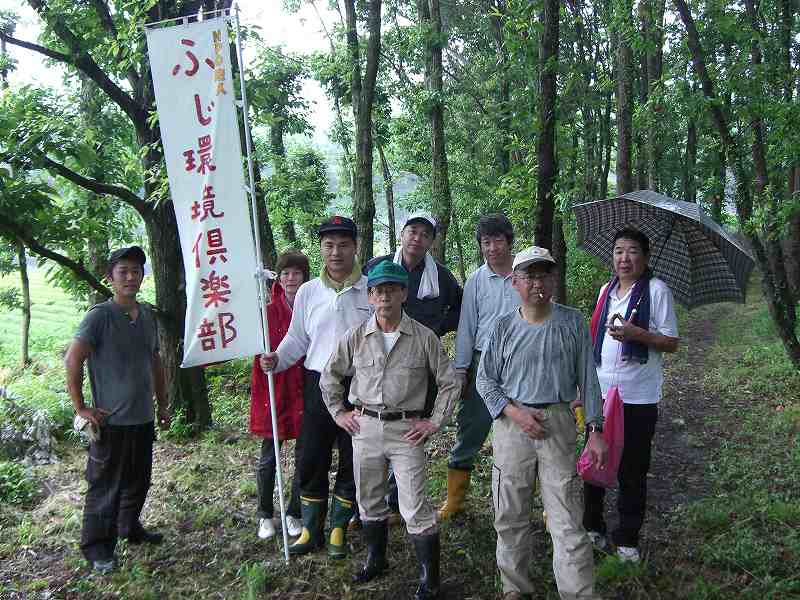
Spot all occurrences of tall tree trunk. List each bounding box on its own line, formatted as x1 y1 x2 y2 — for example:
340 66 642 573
79 74 111 305
781 0 799 299
533 0 559 250
615 6 634 195
552 215 567 304
645 0 666 191
674 0 800 368
376 141 396 251
0 35 9 88
253 160 277 268
683 116 697 202
16 242 30 367
634 69 649 189
489 0 511 176
452 208 467 283
419 0 453 263
345 0 382 265
570 0 598 201
229 43 277 267
600 91 613 199
269 115 296 246
711 144 726 222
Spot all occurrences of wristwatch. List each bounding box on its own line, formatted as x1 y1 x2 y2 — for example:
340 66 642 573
587 422 603 434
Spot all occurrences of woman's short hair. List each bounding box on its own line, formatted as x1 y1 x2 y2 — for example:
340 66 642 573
475 213 515 245
275 250 311 283
613 228 650 255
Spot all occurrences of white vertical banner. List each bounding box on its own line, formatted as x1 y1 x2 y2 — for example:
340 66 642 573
145 17 265 367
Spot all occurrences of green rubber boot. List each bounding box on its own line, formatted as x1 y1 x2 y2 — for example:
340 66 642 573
288 496 327 555
327 495 355 559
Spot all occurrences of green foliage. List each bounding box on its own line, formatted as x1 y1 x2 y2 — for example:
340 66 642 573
238 561 269 600
262 145 333 250
0 461 37 505
163 408 196 442
207 358 251 430
0 287 22 312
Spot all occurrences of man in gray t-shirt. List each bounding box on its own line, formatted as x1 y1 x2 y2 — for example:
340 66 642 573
476 246 607 600
65 246 169 574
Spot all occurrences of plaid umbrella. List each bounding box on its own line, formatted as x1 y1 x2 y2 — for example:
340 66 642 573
573 190 755 308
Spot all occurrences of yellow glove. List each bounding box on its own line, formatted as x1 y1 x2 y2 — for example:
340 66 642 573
575 406 585 432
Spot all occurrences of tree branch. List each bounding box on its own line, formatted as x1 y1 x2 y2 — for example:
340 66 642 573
39 154 149 216
87 0 142 92
0 217 112 299
26 0 146 128
0 31 71 63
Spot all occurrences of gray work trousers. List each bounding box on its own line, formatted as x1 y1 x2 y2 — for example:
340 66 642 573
353 415 437 535
492 403 598 599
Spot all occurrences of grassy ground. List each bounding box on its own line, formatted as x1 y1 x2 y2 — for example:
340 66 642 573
0 276 798 599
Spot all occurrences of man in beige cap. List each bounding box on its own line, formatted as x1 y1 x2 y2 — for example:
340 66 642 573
321 260 459 600
476 246 607 600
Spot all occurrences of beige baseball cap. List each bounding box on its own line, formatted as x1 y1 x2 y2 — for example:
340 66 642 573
512 246 556 271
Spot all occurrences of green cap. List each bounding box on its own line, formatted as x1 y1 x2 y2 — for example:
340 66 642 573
367 260 409 288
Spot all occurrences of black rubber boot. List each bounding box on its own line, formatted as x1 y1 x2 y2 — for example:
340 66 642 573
288 496 327 555
327 494 356 559
411 531 441 600
353 520 389 583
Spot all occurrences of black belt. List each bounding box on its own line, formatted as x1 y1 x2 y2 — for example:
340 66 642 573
523 402 561 409
356 407 424 421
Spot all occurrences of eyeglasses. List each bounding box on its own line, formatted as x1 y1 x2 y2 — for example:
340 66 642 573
514 272 550 282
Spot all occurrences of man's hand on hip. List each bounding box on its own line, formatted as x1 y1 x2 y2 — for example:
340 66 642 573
404 418 439 446
335 410 360 435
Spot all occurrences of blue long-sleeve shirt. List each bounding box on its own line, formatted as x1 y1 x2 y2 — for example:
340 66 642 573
454 264 521 370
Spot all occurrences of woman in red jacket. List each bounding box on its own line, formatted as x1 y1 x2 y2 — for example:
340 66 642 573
250 250 310 540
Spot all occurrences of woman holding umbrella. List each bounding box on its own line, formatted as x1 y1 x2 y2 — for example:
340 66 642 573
250 250 310 540
584 228 680 563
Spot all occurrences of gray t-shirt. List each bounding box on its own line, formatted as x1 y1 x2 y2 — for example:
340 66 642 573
476 303 603 426
75 300 159 426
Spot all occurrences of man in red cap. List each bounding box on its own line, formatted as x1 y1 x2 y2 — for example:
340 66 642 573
261 216 371 558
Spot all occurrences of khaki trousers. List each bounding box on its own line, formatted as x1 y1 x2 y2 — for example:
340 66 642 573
352 415 437 535
492 403 598 600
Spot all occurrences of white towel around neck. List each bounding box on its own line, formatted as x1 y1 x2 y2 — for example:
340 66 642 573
393 248 440 299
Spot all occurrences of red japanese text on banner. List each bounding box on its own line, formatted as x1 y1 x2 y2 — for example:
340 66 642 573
145 18 264 367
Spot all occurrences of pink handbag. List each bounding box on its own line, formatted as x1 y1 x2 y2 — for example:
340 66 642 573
577 385 624 488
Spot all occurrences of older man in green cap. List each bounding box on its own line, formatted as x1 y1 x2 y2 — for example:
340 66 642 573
321 261 459 600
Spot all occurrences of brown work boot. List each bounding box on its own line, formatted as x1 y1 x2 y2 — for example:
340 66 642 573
437 468 470 520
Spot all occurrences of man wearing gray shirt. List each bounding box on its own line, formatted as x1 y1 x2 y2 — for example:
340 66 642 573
477 246 606 600
440 214 520 519
65 246 169 574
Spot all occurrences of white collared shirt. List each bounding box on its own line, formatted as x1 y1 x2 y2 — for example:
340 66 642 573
274 276 372 373
597 277 679 404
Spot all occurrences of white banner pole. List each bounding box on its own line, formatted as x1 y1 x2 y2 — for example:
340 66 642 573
233 3 290 564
